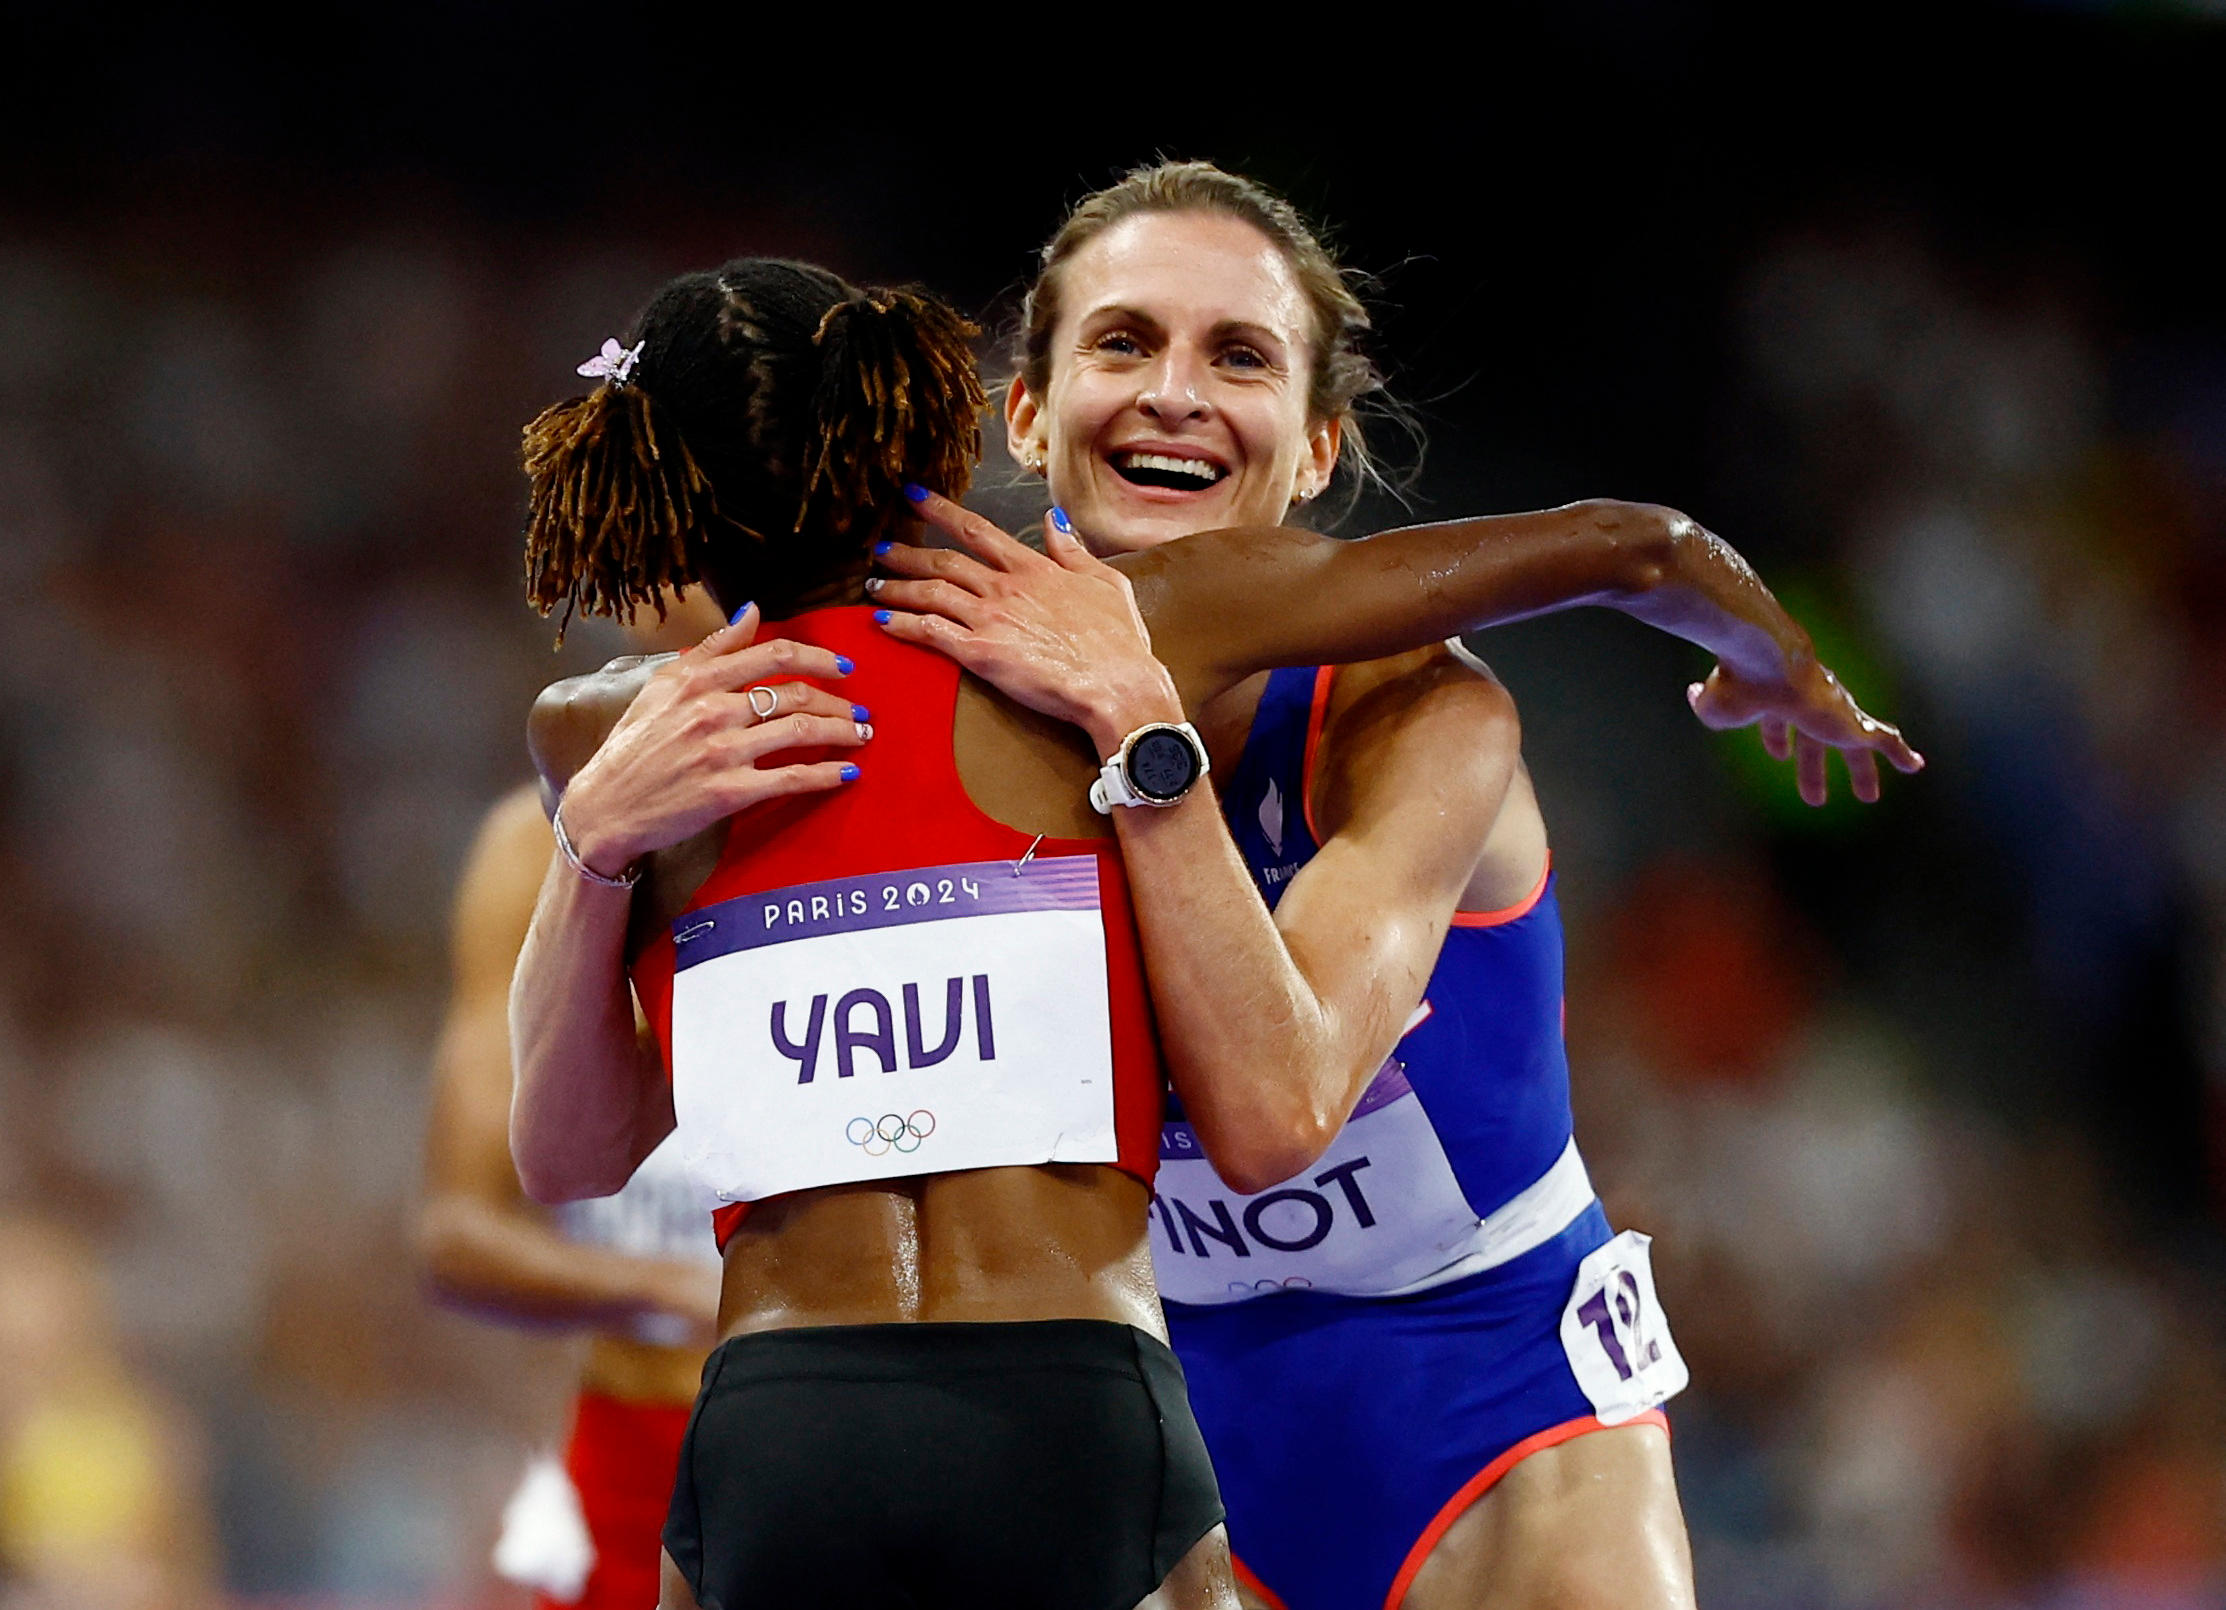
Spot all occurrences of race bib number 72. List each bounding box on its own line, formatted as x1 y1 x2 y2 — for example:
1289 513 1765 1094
1558 1230 1690 1424
668 855 1117 1203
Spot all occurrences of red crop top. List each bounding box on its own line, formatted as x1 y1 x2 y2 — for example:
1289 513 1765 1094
628 607 1166 1250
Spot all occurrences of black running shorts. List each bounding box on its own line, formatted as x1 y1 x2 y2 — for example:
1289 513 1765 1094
663 1318 1225 1610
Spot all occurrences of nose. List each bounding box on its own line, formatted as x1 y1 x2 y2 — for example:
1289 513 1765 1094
1138 343 1210 425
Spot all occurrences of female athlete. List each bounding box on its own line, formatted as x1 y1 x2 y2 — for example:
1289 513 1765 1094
508 254 1909 1609
868 162 1920 1610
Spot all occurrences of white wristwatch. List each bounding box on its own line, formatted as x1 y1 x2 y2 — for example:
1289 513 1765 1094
1090 722 1211 813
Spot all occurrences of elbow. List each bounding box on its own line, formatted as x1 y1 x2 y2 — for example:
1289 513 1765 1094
511 1150 593 1208
508 1118 588 1207
1204 1115 1339 1197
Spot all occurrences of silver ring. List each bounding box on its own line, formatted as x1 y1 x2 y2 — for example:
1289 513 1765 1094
744 685 780 720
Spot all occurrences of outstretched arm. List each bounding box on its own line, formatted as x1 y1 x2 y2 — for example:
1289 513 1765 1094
870 491 1919 1187
878 493 1919 801
1137 499 1920 800
419 784 719 1337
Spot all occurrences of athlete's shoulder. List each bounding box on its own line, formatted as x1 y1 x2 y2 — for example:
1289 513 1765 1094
527 654 669 792
1329 642 1520 736
1310 644 1523 843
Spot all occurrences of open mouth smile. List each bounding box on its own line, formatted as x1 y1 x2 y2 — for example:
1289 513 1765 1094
1109 449 1229 492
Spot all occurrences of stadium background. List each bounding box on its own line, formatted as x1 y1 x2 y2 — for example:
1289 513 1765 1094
2 6 2223 1605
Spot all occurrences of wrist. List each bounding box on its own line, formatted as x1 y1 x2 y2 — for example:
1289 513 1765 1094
1081 664 1186 757
552 789 640 888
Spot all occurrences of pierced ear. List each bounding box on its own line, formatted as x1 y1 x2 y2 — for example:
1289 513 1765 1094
1005 377 1048 475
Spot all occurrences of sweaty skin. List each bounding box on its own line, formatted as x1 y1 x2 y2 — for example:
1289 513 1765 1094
876 204 1912 1610
516 499 1909 1610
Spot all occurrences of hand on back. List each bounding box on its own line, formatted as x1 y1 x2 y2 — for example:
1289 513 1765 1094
548 606 870 878
869 489 1184 755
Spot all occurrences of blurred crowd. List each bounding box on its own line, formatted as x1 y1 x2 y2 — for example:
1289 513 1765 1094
1 183 2222 1606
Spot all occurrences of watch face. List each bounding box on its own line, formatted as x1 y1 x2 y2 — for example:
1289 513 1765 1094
1129 729 1200 801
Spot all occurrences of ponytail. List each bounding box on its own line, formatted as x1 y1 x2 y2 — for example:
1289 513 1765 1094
520 261 985 635
800 288 986 539
521 380 750 638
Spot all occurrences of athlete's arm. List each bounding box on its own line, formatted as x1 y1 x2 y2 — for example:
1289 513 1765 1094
419 784 718 1335
1135 500 1921 803
876 493 1920 803
508 610 866 1204
870 492 1912 1186
871 500 1514 1188
1121 655 1519 1188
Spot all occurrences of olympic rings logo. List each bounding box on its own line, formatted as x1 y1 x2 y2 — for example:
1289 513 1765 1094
846 1111 936 1156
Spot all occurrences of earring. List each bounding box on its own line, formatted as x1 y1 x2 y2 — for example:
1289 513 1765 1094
1296 486 1318 504
1024 449 1046 475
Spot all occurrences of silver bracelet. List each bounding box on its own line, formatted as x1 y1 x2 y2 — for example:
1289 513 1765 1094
552 802 640 890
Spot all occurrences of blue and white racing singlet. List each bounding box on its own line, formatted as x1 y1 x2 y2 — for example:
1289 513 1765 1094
1152 663 1597 1305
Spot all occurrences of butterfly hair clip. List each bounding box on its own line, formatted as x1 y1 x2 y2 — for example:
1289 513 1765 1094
576 338 644 386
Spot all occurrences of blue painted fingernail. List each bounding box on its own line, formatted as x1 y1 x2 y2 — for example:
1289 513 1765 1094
873 609 891 625
1051 506 1072 535
903 482 928 503
729 600 754 624
873 540 893 556
841 763 861 782
851 704 870 721
835 655 855 675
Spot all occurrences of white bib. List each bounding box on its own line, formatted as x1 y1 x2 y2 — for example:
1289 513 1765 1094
1558 1230 1689 1422
669 855 1116 1203
1152 1005 1596 1304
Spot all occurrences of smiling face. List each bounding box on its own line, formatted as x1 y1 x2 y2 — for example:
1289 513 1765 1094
1009 210 1341 555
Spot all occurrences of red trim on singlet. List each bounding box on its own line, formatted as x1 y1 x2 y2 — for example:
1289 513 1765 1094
1231 1552 1292 1610
1449 852 1553 928
1300 667 1551 932
1380 1409 1671 1610
627 608 1167 1252
1298 664 1335 847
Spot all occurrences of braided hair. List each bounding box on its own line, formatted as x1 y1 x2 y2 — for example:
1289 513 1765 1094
522 259 985 635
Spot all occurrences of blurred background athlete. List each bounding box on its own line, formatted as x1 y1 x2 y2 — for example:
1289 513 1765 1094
871 162 1918 1610
416 585 726 1610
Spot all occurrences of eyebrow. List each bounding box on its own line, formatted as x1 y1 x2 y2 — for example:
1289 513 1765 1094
1079 305 1294 352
